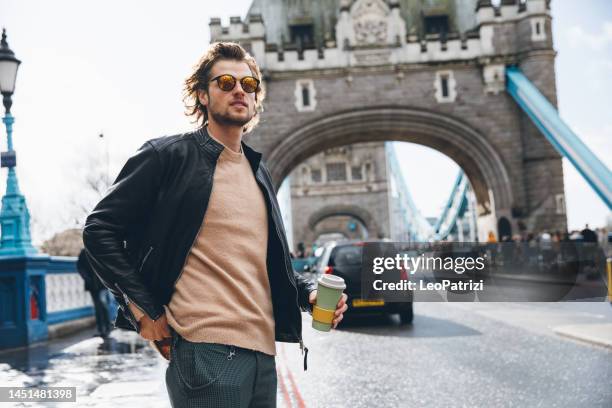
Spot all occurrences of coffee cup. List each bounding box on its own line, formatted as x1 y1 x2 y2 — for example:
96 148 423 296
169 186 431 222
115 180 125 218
312 274 346 332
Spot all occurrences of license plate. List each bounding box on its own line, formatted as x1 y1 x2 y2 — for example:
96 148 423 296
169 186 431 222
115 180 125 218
352 299 385 307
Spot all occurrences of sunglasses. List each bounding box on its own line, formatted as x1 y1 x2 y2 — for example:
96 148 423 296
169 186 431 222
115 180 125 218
209 74 260 94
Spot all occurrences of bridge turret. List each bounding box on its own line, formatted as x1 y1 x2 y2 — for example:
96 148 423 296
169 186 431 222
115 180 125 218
209 17 222 41
209 14 267 69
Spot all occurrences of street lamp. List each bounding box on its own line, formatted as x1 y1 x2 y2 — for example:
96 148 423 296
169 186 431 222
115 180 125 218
0 28 36 256
0 28 21 114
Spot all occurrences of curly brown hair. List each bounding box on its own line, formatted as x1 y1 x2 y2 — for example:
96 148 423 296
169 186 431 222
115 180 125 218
183 42 266 134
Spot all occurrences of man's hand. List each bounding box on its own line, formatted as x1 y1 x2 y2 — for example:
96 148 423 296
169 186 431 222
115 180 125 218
138 312 171 341
308 290 349 329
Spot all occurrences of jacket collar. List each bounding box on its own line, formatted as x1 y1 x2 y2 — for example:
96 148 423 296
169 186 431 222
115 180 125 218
194 126 262 173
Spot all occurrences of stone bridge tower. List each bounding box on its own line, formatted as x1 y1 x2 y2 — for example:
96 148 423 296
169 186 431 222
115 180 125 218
210 0 567 241
290 142 391 247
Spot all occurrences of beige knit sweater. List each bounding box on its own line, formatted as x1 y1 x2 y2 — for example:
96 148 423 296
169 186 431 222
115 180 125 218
130 133 276 356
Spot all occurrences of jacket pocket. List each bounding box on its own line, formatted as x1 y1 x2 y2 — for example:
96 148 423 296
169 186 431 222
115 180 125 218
172 337 235 393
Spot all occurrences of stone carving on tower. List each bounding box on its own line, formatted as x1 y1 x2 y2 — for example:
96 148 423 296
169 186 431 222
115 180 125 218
336 0 406 50
352 0 389 45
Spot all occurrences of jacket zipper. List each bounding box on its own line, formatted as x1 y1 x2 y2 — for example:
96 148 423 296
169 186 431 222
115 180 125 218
258 174 299 296
270 203 310 371
257 172 310 370
139 246 154 273
114 282 140 330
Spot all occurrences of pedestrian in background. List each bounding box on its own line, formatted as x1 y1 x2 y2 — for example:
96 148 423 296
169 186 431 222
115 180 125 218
77 248 112 338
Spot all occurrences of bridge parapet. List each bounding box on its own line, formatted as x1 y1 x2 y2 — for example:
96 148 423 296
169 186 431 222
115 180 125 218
0 255 109 350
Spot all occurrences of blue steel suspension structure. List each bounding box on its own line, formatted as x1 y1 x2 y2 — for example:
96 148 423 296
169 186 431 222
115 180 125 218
506 67 612 209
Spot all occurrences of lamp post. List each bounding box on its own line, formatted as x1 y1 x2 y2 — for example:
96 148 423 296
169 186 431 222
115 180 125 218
0 28 36 256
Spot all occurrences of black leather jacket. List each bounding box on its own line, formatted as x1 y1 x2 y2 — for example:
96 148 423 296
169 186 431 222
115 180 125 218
83 127 316 346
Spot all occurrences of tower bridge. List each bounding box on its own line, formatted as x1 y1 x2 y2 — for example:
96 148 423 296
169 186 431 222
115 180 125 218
211 0 611 245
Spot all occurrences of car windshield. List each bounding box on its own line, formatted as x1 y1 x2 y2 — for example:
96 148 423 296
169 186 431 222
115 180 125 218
330 245 363 266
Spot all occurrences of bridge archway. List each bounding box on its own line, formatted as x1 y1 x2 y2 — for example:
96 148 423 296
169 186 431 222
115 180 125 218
267 106 515 238
296 204 378 245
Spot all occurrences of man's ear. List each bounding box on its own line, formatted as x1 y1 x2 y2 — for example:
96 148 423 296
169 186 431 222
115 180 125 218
197 89 209 108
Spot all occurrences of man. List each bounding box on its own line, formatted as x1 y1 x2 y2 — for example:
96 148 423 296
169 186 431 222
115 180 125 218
77 248 112 338
83 42 348 407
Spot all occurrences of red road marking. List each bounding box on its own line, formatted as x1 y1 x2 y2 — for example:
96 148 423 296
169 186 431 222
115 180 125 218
277 365 293 408
285 365 307 408
277 343 307 408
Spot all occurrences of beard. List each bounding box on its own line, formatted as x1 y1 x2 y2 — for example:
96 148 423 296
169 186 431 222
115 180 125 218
209 105 253 128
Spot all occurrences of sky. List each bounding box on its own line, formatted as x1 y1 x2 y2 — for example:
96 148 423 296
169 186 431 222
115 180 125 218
0 0 610 246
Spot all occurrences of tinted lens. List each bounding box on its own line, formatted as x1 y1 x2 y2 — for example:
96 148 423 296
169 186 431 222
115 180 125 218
240 76 259 93
217 75 236 91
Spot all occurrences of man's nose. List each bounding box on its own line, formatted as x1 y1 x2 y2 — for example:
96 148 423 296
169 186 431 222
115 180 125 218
232 82 247 96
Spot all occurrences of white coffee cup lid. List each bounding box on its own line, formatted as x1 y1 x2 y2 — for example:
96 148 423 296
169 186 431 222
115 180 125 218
318 274 346 290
